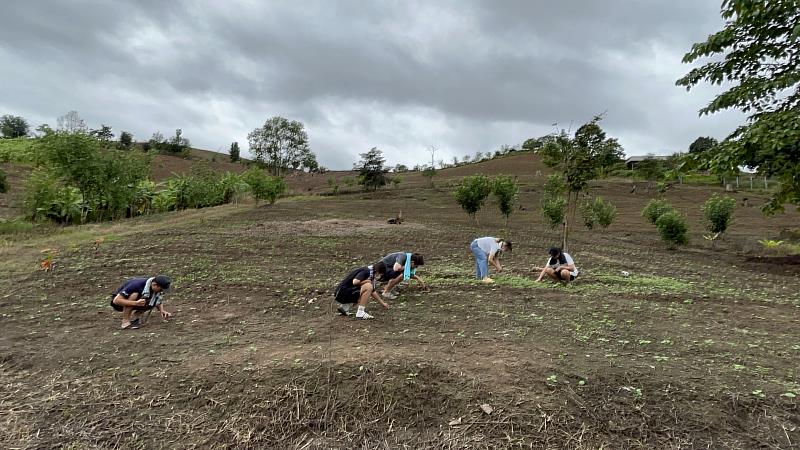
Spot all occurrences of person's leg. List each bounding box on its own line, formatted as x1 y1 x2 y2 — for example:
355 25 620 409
544 267 559 281
120 306 135 328
471 242 488 280
382 274 403 297
559 269 571 286
356 282 375 319
112 295 143 308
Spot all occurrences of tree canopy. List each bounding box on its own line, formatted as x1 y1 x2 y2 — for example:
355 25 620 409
247 116 317 175
355 147 389 191
677 0 800 213
1 115 29 138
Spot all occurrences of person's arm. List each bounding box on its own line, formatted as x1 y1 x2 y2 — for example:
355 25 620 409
488 251 502 272
411 274 426 288
535 267 548 281
393 262 404 272
114 292 145 307
371 290 390 308
157 303 172 320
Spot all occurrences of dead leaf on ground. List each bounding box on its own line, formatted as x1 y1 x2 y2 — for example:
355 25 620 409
480 403 493 415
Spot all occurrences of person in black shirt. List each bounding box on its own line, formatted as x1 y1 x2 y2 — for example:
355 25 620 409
334 261 389 319
111 275 172 329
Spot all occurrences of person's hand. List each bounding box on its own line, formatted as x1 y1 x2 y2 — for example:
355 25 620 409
161 310 172 320
383 303 390 309
134 299 146 307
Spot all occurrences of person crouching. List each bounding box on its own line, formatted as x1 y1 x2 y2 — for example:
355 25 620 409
333 261 389 320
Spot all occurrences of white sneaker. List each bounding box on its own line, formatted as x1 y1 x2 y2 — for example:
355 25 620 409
356 312 374 320
382 291 398 300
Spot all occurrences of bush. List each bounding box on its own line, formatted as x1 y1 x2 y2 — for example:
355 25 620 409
642 199 674 224
454 174 491 220
702 194 736 235
23 168 60 222
0 167 8 193
243 167 286 204
542 195 567 229
656 211 689 247
220 172 248 203
491 175 519 225
581 197 617 230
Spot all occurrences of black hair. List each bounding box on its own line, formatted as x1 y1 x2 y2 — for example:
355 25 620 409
373 261 387 275
504 241 513 252
549 247 561 256
411 253 425 266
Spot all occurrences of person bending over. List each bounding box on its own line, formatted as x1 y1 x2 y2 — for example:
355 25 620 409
334 261 389 319
379 252 426 299
470 237 512 284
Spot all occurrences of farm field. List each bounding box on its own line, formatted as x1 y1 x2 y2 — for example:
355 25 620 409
1 164 799 448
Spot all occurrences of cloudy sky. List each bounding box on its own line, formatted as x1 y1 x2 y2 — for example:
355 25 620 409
0 1 744 169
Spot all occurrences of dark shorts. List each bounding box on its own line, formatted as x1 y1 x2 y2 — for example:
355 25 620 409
334 286 361 304
380 270 402 282
554 270 576 281
110 295 154 312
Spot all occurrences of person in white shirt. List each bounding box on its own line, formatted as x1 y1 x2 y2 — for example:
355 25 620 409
535 247 579 285
470 236 512 284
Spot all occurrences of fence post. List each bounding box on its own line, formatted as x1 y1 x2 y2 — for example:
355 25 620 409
764 176 768 189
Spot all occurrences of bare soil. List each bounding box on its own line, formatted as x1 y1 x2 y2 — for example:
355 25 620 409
1 155 799 449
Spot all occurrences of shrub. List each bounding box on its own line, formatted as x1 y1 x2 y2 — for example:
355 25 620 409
454 174 491 221
701 194 736 235
642 199 674 224
656 211 689 247
542 196 567 229
0 167 8 193
23 168 60 222
243 167 286 204
220 172 248 203
581 197 617 230
491 175 519 225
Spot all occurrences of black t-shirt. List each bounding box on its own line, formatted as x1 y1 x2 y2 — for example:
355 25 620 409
335 266 373 295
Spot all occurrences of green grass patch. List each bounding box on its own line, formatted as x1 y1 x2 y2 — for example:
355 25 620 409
0 218 34 235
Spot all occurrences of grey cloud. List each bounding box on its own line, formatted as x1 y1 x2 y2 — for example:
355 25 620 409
0 1 739 168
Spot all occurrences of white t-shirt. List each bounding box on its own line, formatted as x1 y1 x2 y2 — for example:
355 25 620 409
475 237 500 256
546 252 579 277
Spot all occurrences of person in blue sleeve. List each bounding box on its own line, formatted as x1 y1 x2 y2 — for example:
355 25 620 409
110 275 172 329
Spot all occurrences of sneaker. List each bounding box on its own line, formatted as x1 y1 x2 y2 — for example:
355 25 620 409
356 312 374 320
482 277 495 284
336 303 351 316
382 291 398 300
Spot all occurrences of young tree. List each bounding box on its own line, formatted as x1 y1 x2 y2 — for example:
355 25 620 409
1 115 29 138
247 116 315 176
394 164 409 173
56 111 87 133
656 211 689 248
454 174 491 223
90 124 114 142
355 147 389 191
642 199 675 225
701 194 736 238
677 0 800 213
229 141 240 162
242 167 286 204
537 115 619 249
118 131 133 149
541 174 567 229
580 197 617 230
492 175 519 226
167 129 191 155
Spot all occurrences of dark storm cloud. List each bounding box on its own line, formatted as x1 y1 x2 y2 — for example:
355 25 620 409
0 1 742 169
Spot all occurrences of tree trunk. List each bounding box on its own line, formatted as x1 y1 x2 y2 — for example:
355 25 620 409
562 191 571 251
